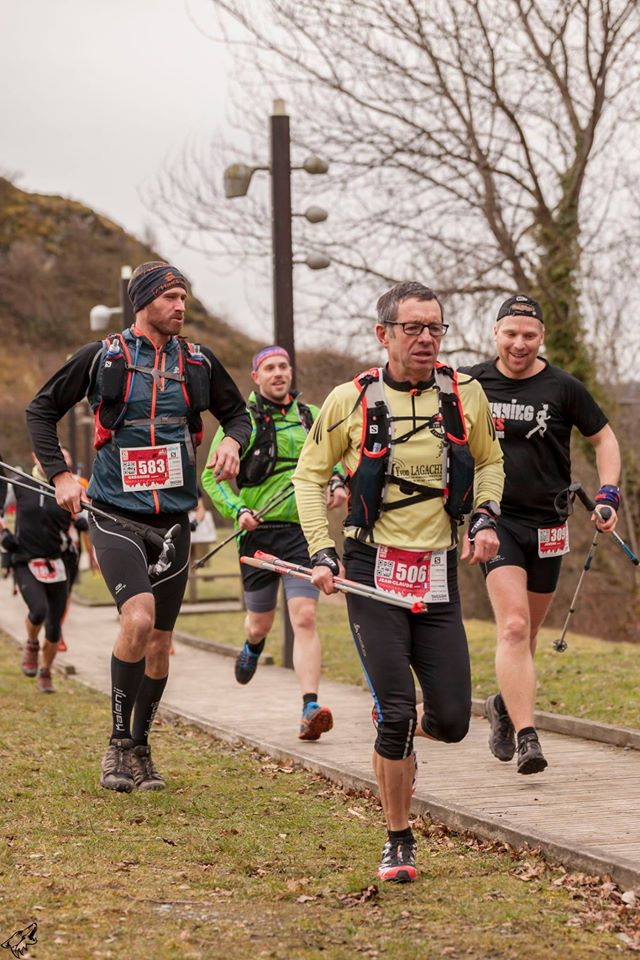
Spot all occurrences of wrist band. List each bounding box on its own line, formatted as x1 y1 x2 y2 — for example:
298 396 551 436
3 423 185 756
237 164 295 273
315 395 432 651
595 485 620 511
310 548 340 576
468 512 497 543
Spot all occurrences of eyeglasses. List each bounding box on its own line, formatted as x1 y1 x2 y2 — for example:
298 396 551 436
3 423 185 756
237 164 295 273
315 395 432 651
386 321 449 338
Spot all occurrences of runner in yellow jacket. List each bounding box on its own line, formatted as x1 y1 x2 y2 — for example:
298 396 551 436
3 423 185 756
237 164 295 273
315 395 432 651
294 281 504 885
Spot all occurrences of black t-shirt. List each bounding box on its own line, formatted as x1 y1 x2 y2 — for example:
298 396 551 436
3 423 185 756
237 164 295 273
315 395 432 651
12 483 73 564
459 359 608 526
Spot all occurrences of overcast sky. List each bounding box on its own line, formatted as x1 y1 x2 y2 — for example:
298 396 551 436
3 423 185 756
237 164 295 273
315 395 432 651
1 0 264 334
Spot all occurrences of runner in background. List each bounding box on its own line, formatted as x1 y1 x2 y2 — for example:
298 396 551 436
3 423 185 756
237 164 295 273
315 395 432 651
460 295 621 774
203 345 347 740
0 450 81 692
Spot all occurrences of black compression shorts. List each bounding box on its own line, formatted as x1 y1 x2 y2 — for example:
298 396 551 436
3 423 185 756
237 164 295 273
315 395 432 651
89 506 191 631
13 563 69 643
483 515 564 594
344 539 471 760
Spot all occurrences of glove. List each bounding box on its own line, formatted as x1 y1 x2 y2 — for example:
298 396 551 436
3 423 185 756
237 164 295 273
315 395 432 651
1 529 19 552
309 547 340 576
74 515 89 533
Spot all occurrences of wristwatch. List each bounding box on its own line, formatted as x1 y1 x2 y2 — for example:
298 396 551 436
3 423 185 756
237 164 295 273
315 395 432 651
476 500 501 518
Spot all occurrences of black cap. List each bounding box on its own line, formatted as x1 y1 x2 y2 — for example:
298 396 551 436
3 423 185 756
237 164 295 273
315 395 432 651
496 294 543 323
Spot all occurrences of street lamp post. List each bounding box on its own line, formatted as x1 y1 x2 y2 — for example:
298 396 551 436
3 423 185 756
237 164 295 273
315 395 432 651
223 101 329 668
270 99 295 379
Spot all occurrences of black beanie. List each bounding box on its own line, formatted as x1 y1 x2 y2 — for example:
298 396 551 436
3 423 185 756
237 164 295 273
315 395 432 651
128 262 187 312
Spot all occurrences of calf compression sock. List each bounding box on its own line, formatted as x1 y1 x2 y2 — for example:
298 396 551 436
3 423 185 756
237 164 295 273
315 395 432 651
132 675 168 745
110 655 145 741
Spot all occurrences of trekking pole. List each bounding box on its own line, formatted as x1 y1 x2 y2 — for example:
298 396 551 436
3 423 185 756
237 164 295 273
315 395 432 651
0 462 181 573
552 504 612 653
243 550 428 613
570 483 639 566
191 483 296 570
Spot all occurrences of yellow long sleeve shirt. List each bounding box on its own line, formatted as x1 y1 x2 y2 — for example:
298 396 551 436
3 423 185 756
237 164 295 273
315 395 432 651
293 370 504 555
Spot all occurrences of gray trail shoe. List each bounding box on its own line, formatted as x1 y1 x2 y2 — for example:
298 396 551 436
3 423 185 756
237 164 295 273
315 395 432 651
130 744 166 791
485 694 516 762
517 732 548 775
21 641 39 677
100 738 135 793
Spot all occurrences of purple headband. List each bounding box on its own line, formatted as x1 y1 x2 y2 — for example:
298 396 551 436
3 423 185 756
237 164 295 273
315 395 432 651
128 262 187 312
251 345 291 372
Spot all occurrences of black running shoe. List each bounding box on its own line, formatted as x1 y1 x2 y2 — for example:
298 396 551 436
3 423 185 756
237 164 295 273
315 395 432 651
234 641 262 685
378 838 417 883
100 738 135 793
130 744 166 791
485 694 516 762
517 732 548 775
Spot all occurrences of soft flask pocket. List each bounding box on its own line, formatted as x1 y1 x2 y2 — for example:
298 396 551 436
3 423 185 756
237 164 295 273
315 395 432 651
347 446 388 529
186 357 210 411
101 352 127 402
444 441 475 521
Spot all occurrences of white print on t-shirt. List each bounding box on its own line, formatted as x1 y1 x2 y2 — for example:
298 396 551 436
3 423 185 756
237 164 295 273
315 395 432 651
525 404 550 439
490 399 535 422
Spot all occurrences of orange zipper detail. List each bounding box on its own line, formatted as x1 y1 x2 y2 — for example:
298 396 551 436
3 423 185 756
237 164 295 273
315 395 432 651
150 344 161 514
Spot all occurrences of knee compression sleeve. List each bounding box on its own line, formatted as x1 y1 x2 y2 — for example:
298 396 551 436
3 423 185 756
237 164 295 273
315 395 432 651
421 704 469 744
375 716 417 760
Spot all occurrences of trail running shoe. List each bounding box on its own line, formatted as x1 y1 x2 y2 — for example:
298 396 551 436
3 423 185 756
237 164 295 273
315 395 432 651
378 838 417 883
372 704 418 795
130 744 166 791
484 694 516 762
100 738 135 793
36 667 54 693
234 641 262 685
21 641 39 677
517 732 548 775
298 703 333 741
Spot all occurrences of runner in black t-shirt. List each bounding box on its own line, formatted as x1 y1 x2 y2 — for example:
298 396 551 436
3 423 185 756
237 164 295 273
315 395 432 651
461 295 621 775
0 451 80 693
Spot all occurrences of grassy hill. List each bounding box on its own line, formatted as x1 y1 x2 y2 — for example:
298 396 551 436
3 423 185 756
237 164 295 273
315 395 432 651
0 177 362 463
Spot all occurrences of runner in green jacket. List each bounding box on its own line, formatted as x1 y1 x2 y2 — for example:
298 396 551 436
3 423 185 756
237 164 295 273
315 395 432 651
202 345 346 740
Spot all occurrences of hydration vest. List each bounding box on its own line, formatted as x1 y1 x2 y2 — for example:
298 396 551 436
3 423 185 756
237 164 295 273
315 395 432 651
237 393 314 488
93 332 211 457
342 365 475 536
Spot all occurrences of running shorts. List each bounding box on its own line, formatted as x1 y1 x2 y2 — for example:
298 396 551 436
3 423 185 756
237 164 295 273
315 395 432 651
89 505 191 631
238 522 319 611
483 515 564 594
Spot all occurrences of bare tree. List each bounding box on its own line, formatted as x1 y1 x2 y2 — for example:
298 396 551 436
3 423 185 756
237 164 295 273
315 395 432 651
154 0 639 379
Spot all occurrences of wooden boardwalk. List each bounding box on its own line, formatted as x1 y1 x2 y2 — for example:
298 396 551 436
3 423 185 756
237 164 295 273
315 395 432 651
1 577 639 891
